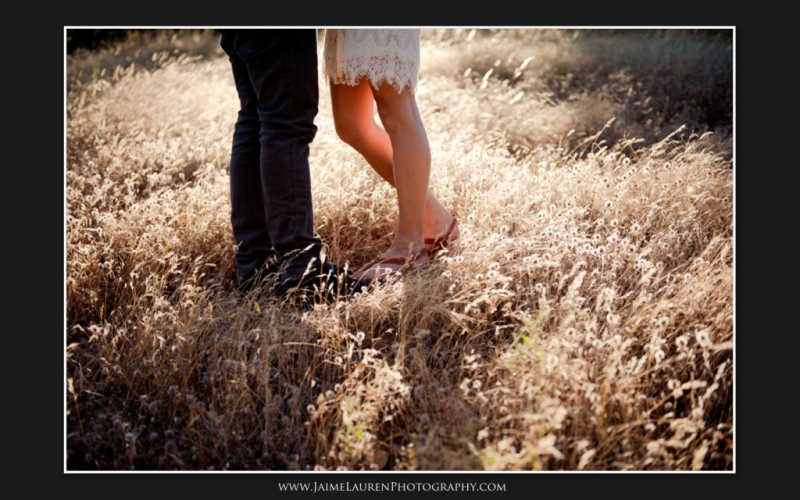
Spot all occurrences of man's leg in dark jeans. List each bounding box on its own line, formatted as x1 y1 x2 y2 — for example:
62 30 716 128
222 29 327 291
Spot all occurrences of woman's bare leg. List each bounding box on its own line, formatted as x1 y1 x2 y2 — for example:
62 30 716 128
330 80 394 181
330 81 457 244
373 81 430 254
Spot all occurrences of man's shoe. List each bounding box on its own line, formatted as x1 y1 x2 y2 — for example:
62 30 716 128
277 260 361 304
235 259 279 294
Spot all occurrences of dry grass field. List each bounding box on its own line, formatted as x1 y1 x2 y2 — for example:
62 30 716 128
66 28 734 471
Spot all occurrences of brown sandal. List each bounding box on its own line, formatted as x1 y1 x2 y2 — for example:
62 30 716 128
424 218 460 256
354 250 431 285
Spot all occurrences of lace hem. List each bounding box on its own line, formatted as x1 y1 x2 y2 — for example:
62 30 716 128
323 29 420 94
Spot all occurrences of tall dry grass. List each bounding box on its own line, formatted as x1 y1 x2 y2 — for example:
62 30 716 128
66 28 733 471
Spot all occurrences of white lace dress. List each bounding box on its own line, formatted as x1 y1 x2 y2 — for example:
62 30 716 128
322 29 421 94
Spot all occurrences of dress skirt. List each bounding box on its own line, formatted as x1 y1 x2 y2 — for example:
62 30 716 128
322 29 421 94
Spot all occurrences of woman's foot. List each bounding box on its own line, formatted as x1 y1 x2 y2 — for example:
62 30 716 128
353 249 431 284
424 217 459 256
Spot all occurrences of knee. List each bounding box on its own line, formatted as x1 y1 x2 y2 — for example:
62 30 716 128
375 99 417 139
334 114 367 148
257 105 318 143
375 107 402 138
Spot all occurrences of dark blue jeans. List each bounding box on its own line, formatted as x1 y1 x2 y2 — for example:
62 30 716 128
220 29 325 282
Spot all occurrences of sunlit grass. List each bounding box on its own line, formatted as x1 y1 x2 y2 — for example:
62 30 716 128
66 28 733 471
